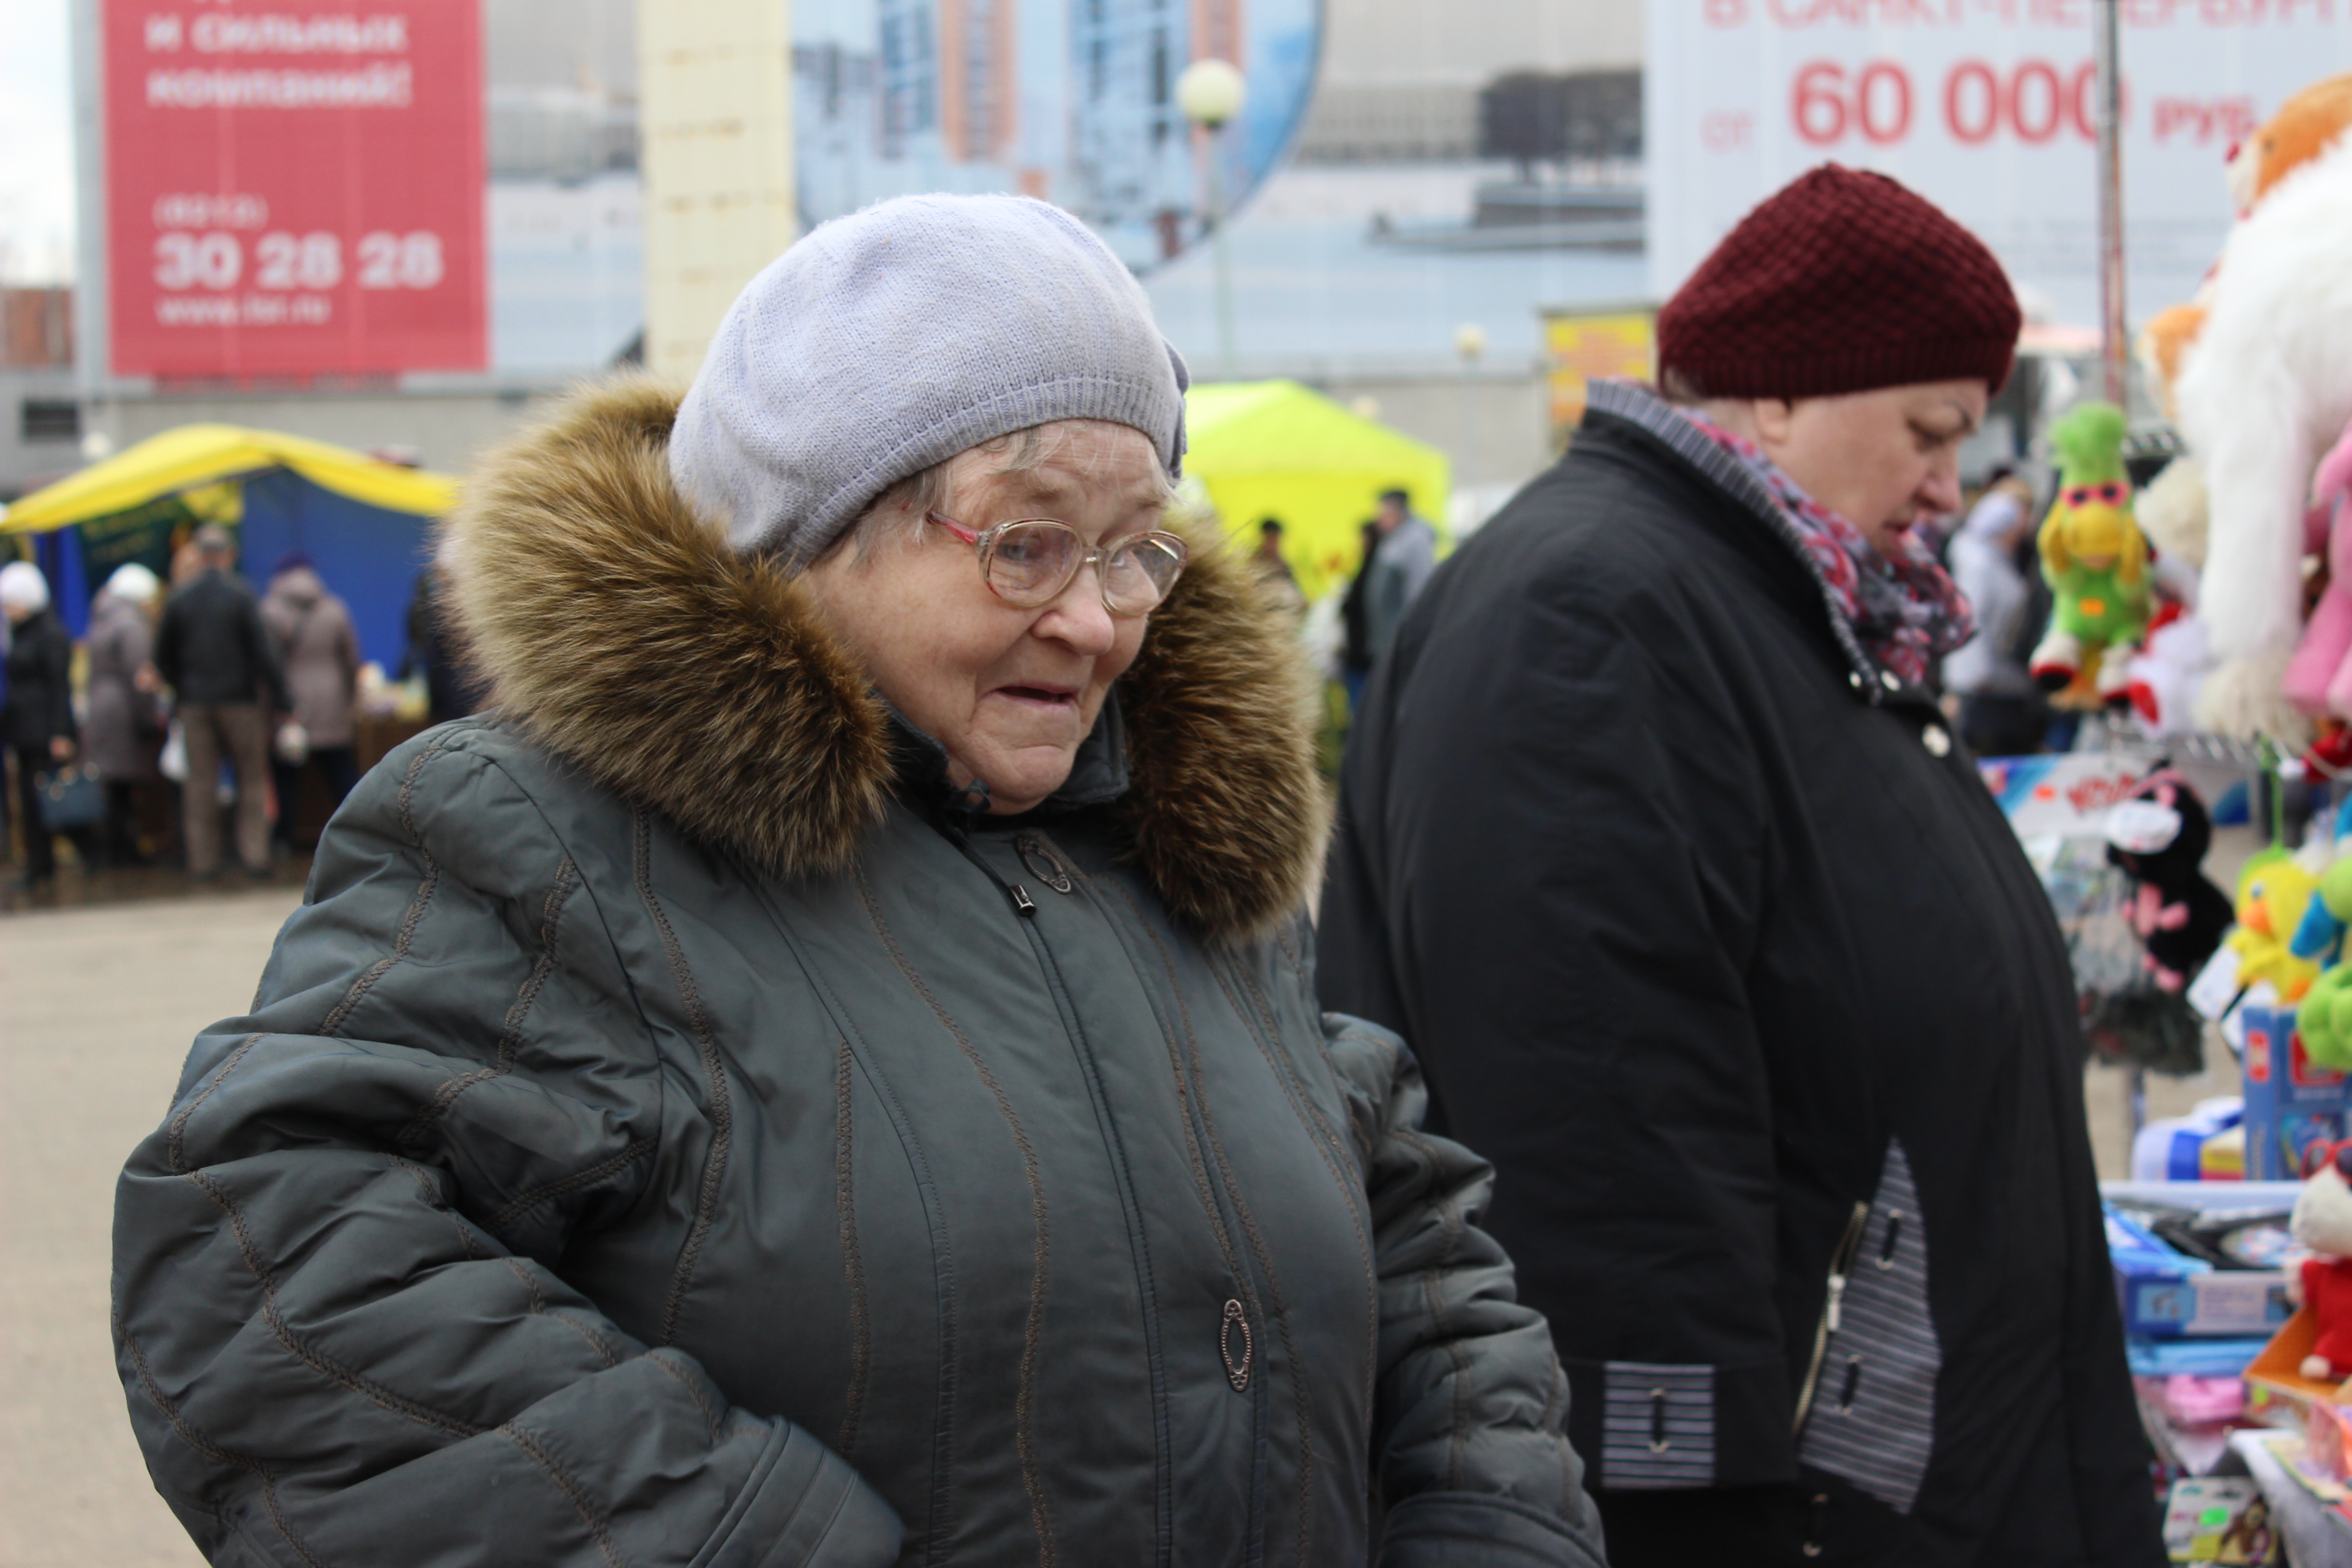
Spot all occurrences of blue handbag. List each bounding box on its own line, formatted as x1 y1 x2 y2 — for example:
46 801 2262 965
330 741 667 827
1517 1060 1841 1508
36 764 105 833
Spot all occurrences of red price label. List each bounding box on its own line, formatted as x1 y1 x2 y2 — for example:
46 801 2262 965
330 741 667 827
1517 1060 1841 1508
1788 57 2113 150
103 0 484 381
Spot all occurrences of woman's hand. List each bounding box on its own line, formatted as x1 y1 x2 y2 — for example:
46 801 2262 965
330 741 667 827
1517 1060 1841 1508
49 736 74 763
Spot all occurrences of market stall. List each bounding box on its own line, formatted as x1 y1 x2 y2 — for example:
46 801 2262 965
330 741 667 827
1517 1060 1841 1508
1 423 458 666
1182 378 1449 603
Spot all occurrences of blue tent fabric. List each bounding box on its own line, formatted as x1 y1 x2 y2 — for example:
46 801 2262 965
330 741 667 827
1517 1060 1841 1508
34 530 90 639
235 469 433 672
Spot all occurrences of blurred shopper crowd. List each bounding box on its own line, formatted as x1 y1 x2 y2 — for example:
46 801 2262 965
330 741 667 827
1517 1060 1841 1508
0 529 409 896
84 177 2168 1568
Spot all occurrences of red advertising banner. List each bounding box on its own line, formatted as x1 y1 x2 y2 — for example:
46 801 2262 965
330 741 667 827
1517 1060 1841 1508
103 0 485 380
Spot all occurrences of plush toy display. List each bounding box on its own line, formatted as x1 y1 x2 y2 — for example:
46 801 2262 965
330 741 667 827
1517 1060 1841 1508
2104 774 2235 991
2280 419 2352 718
2300 964 2352 1069
2139 73 2352 413
2225 850 2323 1003
2290 1138 2352 1383
2030 403 2151 702
2177 71 2352 739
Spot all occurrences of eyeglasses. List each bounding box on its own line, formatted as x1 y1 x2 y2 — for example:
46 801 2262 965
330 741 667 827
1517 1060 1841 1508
926 512 1189 617
2063 482 2129 507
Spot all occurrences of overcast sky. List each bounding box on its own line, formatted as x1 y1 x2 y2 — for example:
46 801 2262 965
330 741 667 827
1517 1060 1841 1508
0 0 74 284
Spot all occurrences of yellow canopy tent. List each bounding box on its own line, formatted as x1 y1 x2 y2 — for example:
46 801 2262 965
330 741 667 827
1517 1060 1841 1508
1183 380 1449 603
1 423 456 535
2 423 460 664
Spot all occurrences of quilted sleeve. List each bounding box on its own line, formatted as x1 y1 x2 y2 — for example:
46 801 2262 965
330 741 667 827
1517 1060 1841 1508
1322 1014 1609 1568
111 729 900 1568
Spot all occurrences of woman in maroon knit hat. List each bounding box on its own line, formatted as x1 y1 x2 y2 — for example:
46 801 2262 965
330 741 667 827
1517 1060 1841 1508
1321 166 2165 1567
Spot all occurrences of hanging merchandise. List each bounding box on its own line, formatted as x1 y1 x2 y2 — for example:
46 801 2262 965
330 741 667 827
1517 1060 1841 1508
2140 74 2352 415
2030 402 2152 708
2173 74 2352 742
2280 420 2352 719
2226 852 2323 1007
2095 773 2237 1075
2288 830 2352 1069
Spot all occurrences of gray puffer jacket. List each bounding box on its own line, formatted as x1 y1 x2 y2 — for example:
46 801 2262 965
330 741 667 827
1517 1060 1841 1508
112 381 1607 1568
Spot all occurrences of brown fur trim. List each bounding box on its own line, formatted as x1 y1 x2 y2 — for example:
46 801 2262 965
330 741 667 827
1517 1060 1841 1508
439 377 1328 942
1114 519 1330 942
438 378 894 882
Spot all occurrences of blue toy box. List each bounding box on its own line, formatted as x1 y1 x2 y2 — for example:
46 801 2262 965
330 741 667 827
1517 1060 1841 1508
2105 1205 2293 1340
2239 1004 2352 1181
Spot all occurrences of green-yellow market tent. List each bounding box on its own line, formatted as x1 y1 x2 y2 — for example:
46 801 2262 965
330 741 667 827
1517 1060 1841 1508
1183 380 1449 603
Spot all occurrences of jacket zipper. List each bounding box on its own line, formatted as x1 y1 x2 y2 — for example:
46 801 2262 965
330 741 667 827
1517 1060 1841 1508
1792 1200 1871 1436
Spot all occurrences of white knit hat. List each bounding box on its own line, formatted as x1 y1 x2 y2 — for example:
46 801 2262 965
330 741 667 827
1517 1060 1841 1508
0 560 51 613
669 193 1189 570
105 562 162 604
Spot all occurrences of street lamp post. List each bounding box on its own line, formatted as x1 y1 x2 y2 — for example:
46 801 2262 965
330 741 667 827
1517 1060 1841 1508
1452 323 1487 523
1177 59 1245 380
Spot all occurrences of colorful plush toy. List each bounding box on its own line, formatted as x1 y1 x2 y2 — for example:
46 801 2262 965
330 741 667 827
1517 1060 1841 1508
2291 840 2352 1069
2280 418 2352 718
2178 73 2352 739
2030 403 2151 703
2139 73 2352 415
2226 849 2323 1003
2104 774 2235 991
2290 1138 2352 1384
2300 965 2352 1069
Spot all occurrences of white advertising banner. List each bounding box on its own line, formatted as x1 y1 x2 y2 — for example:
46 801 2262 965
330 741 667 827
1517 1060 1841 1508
1645 1 2352 328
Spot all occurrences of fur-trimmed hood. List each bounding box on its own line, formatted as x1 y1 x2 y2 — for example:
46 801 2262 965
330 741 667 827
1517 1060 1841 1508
438 377 1328 942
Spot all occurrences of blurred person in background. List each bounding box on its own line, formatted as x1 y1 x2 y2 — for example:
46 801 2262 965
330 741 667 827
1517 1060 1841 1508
112 194 1605 1568
1363 486 1436 667
1251 515 1304 612
155 524 289 881
1338 518 1383 715
260 552 363 854
1941 466 2047 757
3 560 83 890
1320 168 2160 1566
398 560 488 724
83 562 167 867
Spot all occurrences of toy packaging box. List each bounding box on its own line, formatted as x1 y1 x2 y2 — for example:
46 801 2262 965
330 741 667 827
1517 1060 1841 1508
2161 1476 2276 1563
2107 1207 2293 1339
2239 1004 2352 1181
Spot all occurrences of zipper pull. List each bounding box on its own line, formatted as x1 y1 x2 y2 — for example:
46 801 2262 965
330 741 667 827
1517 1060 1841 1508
1825 1272 1847 1334
1009 884 1037 917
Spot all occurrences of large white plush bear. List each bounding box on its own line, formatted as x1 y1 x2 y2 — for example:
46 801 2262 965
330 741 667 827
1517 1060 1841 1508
2180 130 2352 738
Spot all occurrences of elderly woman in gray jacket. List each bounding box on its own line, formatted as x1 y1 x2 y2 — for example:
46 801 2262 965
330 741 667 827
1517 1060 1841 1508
112 196 1605 1568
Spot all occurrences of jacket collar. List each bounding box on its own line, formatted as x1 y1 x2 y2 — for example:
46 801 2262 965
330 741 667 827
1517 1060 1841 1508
438 377 1327 943
1584 379 1897 704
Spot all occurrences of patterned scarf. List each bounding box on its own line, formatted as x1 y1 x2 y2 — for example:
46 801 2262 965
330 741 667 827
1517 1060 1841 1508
1676 410 1976 688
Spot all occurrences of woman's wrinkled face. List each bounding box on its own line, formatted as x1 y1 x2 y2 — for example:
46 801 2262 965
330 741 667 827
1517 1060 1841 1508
804 419 1166 815
1750 379 1987 556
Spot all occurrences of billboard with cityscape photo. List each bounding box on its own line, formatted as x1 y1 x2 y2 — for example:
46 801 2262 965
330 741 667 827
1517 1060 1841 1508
792 0 1321 274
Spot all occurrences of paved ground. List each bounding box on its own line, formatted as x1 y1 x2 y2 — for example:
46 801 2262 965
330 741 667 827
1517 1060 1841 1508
0 884 300 1568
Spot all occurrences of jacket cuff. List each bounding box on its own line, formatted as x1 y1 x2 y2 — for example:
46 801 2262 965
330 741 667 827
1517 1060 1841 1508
1377 1493 1606 1568
689 1421 903 1568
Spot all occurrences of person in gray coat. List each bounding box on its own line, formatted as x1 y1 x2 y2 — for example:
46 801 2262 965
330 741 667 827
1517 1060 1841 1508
259 554 363 849
1363 487 1438 667
83 563 166 866
112 195 1606 1568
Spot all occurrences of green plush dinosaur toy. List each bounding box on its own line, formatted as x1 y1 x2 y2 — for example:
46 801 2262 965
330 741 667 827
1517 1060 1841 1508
2028 402 2151 706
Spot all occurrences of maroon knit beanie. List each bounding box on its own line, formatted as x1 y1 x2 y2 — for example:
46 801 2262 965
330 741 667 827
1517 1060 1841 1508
1656 165 2020 400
